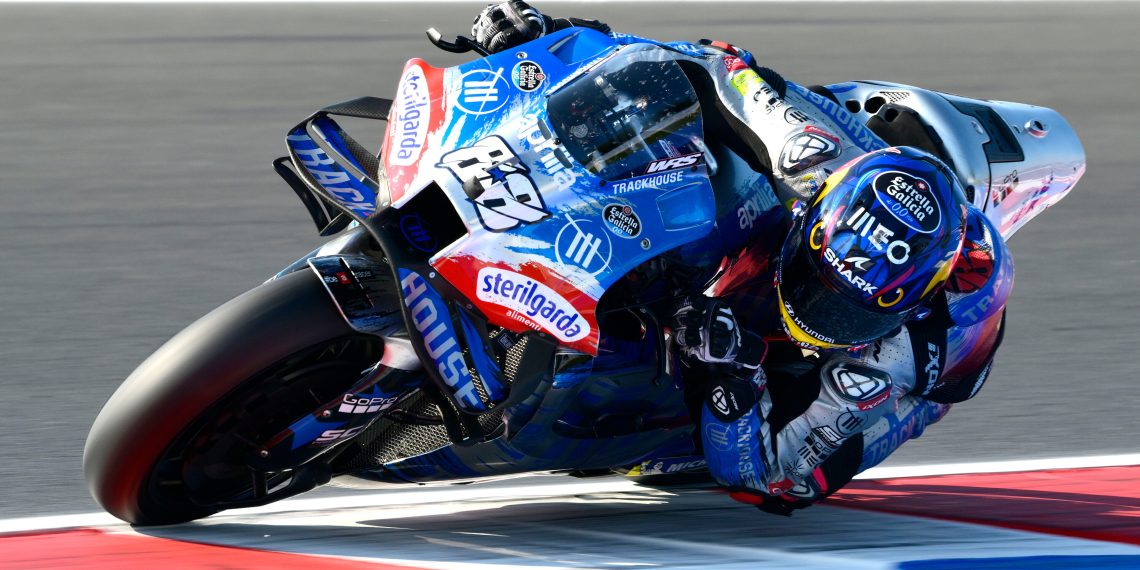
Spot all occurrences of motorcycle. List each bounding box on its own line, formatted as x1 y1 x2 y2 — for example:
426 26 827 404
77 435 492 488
84 25 1085 525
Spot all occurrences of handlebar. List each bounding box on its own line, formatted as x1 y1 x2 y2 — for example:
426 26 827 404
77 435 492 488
426 27 490 57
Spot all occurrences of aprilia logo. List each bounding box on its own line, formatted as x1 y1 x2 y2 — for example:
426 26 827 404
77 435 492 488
645 153 701 174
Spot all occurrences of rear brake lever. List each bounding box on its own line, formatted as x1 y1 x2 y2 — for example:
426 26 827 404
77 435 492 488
426 27 491 57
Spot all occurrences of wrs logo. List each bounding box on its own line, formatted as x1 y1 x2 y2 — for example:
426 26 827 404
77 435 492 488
644 153 702 174
476 267 590 342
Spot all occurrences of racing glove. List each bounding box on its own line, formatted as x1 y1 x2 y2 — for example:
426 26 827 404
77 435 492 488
673 297 767 369
471 1 612 54
471 1 549 54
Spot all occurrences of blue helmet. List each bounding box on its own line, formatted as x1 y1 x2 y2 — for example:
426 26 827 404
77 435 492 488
777 146 968 349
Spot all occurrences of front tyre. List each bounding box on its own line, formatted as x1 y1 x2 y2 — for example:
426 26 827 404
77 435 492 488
84 270 381 525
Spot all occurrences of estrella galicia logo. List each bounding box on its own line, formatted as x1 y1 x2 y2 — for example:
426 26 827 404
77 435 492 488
399 269 481 409
455 68 509 115
872 170 942 234
555 216 612 277
512 60 546 92
476 267 590 343
399 214 437 253
603 203 642 238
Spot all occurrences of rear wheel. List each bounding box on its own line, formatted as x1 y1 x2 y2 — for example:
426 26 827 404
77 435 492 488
84 270 385 525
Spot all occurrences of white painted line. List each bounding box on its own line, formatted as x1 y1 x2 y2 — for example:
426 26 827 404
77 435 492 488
856 453 1140 480
0 512 121 535
0 478 645 535
4 454 1140 535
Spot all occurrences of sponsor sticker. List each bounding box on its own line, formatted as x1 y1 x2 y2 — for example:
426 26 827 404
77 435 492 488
400 269 482 408
722 55 749 74
792 83 886 153
704 423 733 452
389 64 431 167
839 206 913 265
315 425 367 445
737 190 778 230
779 127 841 174
710 386 732 416
455 68 509 115
555 216 612 276
518 113 576 188
834 410 864 436
512 60 546 92
645 152 702 174
872 170 942 234
476 267 590 343
609 169 686 195
339 393 399 414
784 107 810 125
992 170 1018 206
399 213 437 253
603 204 642 238
829 362 891 410
823 247 877 295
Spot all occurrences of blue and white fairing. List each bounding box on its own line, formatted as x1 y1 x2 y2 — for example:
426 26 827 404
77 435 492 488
383 29 720 355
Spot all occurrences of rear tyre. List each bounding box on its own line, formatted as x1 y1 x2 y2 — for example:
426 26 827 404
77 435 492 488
84 270 382 525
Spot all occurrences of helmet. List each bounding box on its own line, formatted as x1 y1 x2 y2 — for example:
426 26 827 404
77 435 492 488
776 147 968 349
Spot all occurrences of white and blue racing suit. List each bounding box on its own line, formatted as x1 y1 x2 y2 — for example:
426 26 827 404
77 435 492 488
471 4 1013 512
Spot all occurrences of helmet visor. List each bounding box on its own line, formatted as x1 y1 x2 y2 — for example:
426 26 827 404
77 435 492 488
777 226 908 348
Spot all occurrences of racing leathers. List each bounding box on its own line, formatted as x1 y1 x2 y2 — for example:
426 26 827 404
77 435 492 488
470 1 1013 513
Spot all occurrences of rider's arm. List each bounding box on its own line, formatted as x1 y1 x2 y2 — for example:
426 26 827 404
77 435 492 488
469 0 761 65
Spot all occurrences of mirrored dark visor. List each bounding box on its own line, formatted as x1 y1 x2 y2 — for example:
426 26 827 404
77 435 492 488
778 227 907 347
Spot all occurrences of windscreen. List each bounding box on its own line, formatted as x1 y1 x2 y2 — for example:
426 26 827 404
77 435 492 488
547 46 703 181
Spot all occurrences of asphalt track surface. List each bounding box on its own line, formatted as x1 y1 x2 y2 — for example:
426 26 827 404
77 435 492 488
1 2 1137 520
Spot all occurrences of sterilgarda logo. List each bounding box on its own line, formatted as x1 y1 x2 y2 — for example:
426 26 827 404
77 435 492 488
872 171 942 234
476 267 589 343
389 65 431 167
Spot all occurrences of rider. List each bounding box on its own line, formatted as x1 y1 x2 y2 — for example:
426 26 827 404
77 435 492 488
469 1 1013 514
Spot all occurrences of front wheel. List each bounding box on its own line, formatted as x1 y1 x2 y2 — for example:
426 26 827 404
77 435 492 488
83 270 385 525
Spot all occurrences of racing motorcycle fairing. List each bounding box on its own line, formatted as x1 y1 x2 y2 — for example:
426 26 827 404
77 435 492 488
282 96 394 231
379 31 719 357
821 81 1086 239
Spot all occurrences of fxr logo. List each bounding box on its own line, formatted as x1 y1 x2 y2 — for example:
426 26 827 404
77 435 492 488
925 342 941 384
645 153 701 174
